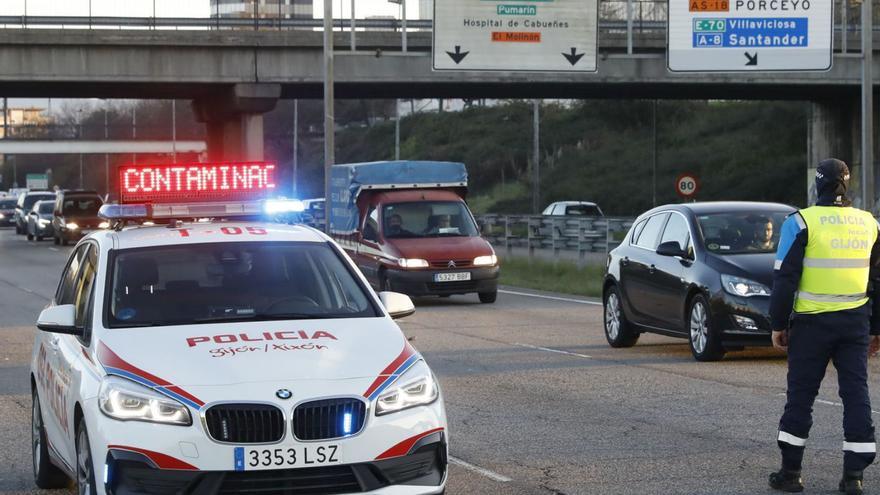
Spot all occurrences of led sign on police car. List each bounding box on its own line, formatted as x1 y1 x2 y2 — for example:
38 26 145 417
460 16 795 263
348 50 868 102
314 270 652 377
119 162 276 204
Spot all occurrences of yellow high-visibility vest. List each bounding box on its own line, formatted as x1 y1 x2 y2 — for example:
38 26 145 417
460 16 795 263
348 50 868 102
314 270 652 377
794 206 877 314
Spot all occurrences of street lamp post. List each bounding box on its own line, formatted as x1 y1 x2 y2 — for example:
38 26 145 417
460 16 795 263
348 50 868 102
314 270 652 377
862 0 874 211
323 0 335 234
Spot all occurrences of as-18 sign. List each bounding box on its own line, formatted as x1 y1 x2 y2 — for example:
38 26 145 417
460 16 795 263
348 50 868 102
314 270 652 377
676 173 700 198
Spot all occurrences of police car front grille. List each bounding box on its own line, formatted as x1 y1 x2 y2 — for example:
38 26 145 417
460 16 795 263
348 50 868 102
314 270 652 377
292 398 367 441
205 404 285 444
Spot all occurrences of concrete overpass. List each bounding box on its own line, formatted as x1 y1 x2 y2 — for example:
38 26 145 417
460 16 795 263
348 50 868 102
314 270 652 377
0 23 876 199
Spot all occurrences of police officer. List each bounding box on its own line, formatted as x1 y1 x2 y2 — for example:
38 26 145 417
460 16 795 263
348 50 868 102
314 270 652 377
769 158 880 494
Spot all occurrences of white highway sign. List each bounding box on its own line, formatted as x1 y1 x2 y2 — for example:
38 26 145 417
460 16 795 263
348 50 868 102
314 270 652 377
433 0 598 72
668 0 832 72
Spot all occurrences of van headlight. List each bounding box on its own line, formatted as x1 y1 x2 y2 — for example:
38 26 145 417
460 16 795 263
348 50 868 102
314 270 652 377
721 274 771 297
375 360 439 416
98 221 110 229
398 258 429 269
66 222 79 230
473 254 497 267
99 377 192 426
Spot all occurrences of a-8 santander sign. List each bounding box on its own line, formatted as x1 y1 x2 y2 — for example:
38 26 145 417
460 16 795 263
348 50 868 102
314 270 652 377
668 0 832 72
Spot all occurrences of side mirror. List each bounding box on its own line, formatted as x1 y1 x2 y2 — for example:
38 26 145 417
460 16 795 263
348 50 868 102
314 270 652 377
378 291 415 319
36 305 81 335
656 241 688 258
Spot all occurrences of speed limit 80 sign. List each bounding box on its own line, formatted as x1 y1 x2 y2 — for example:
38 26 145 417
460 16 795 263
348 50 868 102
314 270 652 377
675 173 699 199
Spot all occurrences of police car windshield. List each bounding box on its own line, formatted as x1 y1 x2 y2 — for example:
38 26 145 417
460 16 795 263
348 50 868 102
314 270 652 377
108 242 379 328
383 201 479 239
697 211 790 255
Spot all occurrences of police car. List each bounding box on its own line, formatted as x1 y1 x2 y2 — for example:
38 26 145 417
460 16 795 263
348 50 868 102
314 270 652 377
30 162 448 495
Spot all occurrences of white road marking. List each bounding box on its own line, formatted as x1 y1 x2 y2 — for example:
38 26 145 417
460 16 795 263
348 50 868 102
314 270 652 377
777 394 880 415
48 247 58 252
512 342 591 359
499 289 602 306
448 456 512 483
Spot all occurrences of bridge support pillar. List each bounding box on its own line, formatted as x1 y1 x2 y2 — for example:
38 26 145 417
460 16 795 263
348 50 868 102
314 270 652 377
808 99 860 205
193 83 281 162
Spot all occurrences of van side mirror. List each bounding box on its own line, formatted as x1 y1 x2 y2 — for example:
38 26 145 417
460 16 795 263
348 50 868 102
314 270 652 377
36 305 81 335
378 291 415 319
656 241 688 258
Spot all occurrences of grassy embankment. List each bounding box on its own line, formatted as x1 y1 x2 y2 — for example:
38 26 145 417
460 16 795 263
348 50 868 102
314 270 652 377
498 256 605 298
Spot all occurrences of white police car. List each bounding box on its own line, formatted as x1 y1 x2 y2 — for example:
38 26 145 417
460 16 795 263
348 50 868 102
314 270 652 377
30 162 448 495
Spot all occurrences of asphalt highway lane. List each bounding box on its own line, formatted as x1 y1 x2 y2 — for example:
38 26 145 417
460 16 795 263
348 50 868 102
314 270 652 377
1 227 880 494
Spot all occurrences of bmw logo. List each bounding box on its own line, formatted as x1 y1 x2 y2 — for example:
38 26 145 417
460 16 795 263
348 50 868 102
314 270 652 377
276 389 293 400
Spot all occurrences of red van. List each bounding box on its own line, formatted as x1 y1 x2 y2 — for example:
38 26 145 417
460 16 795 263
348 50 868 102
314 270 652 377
330 161 499 303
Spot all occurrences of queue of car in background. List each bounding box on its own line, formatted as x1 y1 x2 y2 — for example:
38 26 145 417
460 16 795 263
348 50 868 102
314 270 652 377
25 200 56 242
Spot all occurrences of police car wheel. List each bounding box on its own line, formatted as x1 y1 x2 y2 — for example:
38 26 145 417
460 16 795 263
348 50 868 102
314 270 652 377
75 419 97 495
687 295 725 362
604 285 639 348
32 389 69 489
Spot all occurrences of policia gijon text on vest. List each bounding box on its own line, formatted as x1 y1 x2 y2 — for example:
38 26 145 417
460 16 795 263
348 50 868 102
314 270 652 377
769 159 880 494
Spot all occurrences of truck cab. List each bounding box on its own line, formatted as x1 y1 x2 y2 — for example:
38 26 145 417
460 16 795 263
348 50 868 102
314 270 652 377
331 161 499 303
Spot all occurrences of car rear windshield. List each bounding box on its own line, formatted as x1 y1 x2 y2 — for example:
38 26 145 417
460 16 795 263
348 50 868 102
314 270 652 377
22 194 54 210
108 242 380 328
63 196 102 216
383 201 479 238
697 211 791 255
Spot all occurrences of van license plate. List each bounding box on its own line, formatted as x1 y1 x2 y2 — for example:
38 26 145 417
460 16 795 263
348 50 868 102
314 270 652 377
434 272 471 282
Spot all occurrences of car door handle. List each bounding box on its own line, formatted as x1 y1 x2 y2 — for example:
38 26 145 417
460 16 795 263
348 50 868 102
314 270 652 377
648 264 656 274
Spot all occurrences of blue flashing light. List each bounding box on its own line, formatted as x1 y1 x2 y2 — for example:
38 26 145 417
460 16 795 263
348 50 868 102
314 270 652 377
343 412 353 435
264 198 305 215
98 203 149 220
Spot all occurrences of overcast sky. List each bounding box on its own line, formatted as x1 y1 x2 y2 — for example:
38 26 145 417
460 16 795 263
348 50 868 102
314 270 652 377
0 1 426 19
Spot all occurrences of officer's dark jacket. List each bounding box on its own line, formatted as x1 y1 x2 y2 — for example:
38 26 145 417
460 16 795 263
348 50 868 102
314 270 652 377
769 198 880 335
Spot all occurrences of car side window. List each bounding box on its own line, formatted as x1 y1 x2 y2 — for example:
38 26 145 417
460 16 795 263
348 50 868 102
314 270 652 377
659 214 691 253
630 220 647 244
56 245 88 305
553 204 565 215
363 207 379 242
73 246 98 340
634 213 669 250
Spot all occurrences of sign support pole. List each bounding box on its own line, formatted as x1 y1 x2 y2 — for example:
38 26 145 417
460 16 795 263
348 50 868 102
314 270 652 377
532 99 540 214
862 0 874 211
323 0 335 234
293 99 298 195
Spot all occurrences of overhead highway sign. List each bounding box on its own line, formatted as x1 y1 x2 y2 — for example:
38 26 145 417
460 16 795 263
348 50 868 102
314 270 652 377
433 0 598 72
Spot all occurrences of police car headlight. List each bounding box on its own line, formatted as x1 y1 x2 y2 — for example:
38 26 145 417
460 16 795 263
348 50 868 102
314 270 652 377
398 258 429 269
473 255 497 267
721 274 771 297
375 360 439 416
99 377 192 426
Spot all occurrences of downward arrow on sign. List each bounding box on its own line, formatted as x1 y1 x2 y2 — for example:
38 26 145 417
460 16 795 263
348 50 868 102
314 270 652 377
744 52 758 66
446 46 469 64
562 47 585 66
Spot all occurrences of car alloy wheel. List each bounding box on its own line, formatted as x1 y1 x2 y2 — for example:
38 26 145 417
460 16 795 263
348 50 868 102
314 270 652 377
76 425 95 495
605 292 621 341
32 397 42 475
689 300 708 355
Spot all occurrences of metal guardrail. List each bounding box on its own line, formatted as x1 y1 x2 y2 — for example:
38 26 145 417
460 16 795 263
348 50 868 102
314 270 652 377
477 214 635 263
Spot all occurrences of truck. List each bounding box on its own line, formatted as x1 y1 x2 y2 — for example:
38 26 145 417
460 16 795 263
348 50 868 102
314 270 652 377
329 161 499 303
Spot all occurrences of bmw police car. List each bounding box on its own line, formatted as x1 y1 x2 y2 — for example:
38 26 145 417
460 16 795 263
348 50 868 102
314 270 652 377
30 162 448 494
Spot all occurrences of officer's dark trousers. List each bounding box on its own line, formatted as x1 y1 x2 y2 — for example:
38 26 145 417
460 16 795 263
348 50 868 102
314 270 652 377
778 305 876 472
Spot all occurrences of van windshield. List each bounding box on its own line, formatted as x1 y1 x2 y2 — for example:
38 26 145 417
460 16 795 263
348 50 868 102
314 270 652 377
383 201 479 238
